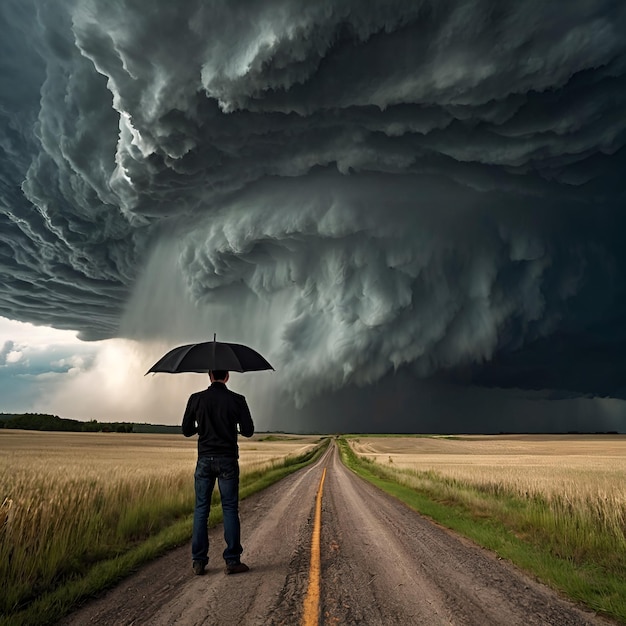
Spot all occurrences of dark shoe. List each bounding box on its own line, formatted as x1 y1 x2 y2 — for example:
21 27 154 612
192 560 206 575
225 561 249 575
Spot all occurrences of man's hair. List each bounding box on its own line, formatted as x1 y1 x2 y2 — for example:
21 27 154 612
210 369 228 381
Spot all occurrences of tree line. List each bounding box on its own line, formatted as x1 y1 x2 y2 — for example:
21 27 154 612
0 413 180 434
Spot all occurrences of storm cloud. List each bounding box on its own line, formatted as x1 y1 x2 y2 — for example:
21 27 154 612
1 0 626 430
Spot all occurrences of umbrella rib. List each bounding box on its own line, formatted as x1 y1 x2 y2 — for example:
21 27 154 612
172 344 197 372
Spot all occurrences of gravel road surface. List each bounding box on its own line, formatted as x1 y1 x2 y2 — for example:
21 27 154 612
62 443 613 625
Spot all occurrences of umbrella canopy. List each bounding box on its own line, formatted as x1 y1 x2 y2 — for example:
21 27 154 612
146 337 273 374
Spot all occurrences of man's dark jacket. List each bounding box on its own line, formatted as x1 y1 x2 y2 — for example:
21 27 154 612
182 382 254 457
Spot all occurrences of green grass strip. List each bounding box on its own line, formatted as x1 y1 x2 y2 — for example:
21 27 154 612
337 438 625 624
2 440 329 626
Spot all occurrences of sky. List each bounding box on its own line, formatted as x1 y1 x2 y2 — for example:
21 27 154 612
1 0 625 433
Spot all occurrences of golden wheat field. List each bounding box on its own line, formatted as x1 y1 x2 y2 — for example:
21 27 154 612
0 430 319 615
0 430 319 535
0 430 319 522
0 429 319 476
351 434 626 501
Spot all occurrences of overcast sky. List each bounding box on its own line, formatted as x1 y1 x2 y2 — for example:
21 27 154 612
1 0 625 432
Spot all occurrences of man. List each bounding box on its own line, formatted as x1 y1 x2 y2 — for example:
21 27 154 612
182 369 254 575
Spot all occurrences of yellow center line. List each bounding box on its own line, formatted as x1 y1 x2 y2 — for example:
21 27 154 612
302 466 327 626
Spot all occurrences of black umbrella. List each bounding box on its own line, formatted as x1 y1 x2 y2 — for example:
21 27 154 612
146 335 273 374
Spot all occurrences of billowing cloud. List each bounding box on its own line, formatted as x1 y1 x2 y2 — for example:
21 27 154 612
5 349 23 365
1 0 625 430
0 317 100 413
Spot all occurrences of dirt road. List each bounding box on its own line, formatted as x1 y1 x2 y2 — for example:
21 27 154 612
62 443 612 625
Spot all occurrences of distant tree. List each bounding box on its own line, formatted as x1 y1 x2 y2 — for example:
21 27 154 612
3 413 84 431
1 413 174 434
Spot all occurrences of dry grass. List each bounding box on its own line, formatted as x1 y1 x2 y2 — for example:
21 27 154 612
239 435 320 472
0 430 318 615
351 434 626 505
349 435 626 574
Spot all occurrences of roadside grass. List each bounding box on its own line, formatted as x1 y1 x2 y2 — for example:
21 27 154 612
337 438 626 624
1 436 328 626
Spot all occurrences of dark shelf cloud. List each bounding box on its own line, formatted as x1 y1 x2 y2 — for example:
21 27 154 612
1 0 625 431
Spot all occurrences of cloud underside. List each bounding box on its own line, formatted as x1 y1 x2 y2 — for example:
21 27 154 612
1 0 626 407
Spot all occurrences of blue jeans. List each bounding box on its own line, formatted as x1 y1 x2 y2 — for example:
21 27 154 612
192 456 243 565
